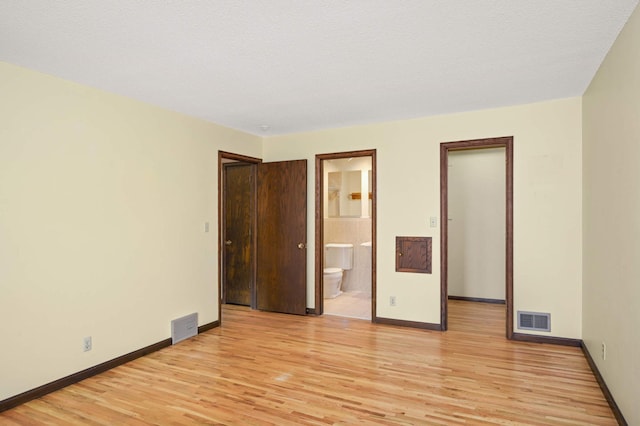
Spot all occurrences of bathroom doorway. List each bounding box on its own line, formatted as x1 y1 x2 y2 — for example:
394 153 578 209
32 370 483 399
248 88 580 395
315 150 376 320
440 137 514 338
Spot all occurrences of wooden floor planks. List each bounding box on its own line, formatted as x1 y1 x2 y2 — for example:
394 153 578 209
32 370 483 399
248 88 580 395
1 301 616 425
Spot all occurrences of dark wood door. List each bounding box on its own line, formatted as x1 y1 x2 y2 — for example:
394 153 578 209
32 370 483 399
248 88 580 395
223 163 254 306
256 160 307 315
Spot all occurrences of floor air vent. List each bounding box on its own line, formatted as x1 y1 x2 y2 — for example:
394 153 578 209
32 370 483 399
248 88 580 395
517 311 551 332
171 313 198 344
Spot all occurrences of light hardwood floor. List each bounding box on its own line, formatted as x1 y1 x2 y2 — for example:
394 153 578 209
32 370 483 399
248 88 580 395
1 301 616 425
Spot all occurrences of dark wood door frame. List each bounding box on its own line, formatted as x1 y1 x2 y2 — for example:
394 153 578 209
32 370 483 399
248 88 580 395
218 151 261 324
440 137 514 338
315 150 376 319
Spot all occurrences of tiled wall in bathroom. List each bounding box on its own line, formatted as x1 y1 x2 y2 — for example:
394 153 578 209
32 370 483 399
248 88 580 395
324 217 372 295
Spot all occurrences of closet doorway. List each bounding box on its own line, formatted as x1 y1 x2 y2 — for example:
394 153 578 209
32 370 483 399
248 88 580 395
440 137 513 338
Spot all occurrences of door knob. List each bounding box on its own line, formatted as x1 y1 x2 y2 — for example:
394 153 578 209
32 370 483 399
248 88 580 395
225 240 232 246
297 242 306 249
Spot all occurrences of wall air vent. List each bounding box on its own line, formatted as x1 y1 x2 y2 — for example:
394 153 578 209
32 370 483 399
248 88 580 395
171 313 198 344
517 311 551 332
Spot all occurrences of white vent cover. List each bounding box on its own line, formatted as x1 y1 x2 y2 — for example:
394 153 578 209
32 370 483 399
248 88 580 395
517 311 551 332
171 313 198 344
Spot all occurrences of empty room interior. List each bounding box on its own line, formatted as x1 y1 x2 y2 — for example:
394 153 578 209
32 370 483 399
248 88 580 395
1 2 639 424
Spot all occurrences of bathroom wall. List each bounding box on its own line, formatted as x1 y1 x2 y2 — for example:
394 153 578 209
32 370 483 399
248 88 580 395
324 218 372 294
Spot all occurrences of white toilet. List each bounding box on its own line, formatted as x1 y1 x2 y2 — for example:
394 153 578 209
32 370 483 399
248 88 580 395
323 243 354 298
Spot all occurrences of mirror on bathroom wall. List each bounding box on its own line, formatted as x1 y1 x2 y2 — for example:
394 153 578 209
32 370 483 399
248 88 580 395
328 170 361 218
325 156 372 218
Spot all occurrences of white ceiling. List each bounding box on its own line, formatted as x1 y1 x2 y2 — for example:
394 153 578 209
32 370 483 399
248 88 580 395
1 1 638 136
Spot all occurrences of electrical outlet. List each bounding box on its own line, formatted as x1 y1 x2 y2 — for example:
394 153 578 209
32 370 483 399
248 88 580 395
390 296 396 306
602 342 606 360
83 336 92 352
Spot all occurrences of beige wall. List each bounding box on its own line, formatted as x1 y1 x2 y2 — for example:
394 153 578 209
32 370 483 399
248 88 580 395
263 97 583 335
0 62 262 401
582 4 640 424
448 148 505 300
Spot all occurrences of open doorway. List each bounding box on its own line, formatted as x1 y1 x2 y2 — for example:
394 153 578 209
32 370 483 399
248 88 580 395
448 148 505 303
440 137 514 338
315 150 376 320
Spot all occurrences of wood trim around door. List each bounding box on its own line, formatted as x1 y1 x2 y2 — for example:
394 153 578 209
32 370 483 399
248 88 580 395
315 150 376 319
440 137 513 338
218 151 262 324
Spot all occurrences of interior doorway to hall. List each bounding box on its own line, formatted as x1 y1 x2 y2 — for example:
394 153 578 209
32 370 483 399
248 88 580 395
440 137 514 338
315 150 377 320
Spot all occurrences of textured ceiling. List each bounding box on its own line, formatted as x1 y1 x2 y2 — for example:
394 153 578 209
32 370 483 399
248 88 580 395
1 1 638 136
